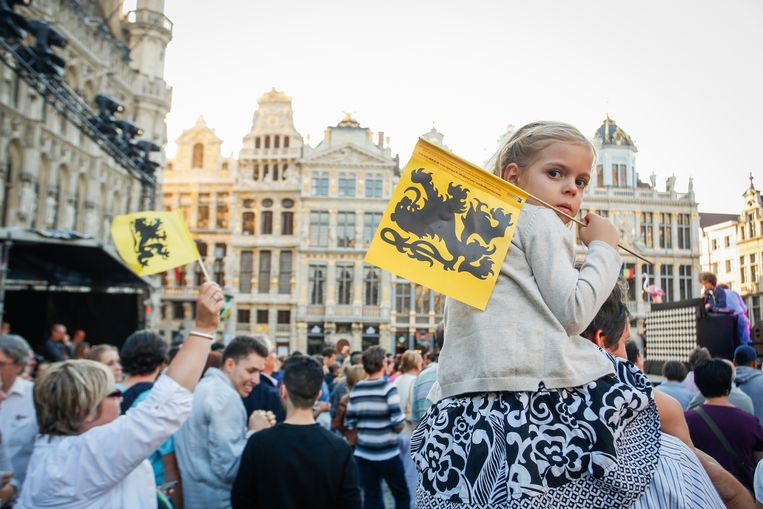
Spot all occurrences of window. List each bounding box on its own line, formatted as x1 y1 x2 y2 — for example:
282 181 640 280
277 310 290 324
610 165 619 186
711 239 719 251
679 265 693 300
748 213 756 239
658 213 672 248
623 263 637 301
242 212 255 235
415 285 431 315
261 210 273 234
281 211 294 235
308 264 327 305
256 309 268 324
255 137 261 149
274 135 280 149
338 173 356 197
395 282 411 315
192 143 203 168
278 251 292 294
619 164 627 187
197 193 210 228
282 198 294 209
363 212 382 244
173 302 185 320
741 256 747 284
363 265 380 306
216 193 229 229
336 263 354 305
642 264 655 301
337 211 356 248
239 250 253 293
284 137 290 148
264 135 270 149
365 174 383 198
195 242 207 285
640 212 654 248
253 164 259 181
237 309 250 323
725 236 731 248
660 265 674 302
258 251 271 293
725 259 732 273
213 243 226 285
677 214 691 249
595 209 610 217
751 254 758 283
309 211 329 247
596 164 604 187
311 173 329 196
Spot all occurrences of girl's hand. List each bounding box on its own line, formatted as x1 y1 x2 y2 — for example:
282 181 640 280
579 213 618 248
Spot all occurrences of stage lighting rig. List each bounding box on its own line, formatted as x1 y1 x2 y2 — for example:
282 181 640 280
0 0 30 41
18 20 67 76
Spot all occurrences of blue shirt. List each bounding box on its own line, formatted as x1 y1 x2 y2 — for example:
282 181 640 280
411 363 438 426
655 381 694 410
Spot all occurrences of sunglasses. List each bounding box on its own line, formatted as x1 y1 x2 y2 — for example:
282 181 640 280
106 389 122 399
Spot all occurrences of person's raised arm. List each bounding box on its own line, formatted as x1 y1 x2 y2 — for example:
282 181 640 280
165 281 222 392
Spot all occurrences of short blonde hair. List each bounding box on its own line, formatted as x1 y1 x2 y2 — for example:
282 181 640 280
345 364 367 391
400 350 422 374
34 359 115 436
493 121 596 179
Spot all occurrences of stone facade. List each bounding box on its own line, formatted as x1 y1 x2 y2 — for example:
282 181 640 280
0 0 172 244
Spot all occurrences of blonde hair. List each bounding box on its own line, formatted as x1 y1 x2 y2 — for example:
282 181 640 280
86 344 117 364
493 121 596 179
345 364 367 391
400 350 423 374
34 359 115 436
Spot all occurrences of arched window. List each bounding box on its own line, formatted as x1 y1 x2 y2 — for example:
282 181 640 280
1 140 22 226
192 143 204 168
74 173 87 232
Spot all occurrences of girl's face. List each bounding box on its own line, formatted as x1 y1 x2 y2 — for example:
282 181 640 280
502 142 592 224
100 350 123 382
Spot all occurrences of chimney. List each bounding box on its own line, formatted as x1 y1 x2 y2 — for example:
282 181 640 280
377 131 384 148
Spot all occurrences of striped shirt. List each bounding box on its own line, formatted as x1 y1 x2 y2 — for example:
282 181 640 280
631 433 724 509
344 378 404 461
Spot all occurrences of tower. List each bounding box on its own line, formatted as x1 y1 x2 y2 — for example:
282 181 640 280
592 115 638 188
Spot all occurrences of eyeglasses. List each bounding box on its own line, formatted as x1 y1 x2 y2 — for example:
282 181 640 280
106 389 122 399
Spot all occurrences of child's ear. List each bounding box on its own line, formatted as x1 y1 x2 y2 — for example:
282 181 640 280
593 329 606 348
502 163 521 185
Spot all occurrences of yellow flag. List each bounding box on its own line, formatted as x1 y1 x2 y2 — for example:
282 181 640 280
365 138 528 310
111 210 199 276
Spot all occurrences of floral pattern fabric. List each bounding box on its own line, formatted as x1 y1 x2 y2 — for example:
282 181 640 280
411 354 660 508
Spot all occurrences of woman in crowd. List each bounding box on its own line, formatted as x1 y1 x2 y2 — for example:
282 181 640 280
394 350 422 505
17 282 223 509
87 344 123 386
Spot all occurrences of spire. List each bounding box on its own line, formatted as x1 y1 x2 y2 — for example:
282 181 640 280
195 115 206 128
749 172 755 190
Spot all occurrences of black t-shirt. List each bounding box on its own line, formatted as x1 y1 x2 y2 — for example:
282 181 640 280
231 423 360 509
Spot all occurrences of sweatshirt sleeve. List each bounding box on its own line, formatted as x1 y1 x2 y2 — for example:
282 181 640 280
521 208 621 336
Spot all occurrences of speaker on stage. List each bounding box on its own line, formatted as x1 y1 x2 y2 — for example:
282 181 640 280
696 313 738 360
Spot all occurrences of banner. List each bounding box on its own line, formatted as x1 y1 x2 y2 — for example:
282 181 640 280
365 137 527 310
111 210 199 276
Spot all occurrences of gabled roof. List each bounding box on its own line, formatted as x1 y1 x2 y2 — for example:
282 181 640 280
699 213 738 229
301 143 392 166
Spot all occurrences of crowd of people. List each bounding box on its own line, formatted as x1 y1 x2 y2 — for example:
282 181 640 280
0 120 761 508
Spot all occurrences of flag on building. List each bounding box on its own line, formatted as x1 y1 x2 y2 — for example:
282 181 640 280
111 210 199 276
365 137 527 310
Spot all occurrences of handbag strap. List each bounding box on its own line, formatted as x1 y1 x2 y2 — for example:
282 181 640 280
694 406 753 484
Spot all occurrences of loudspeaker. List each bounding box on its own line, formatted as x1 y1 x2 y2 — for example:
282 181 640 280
696 313 738 360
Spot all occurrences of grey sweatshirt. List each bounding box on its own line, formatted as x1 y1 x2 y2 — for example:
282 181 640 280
432 203 621 400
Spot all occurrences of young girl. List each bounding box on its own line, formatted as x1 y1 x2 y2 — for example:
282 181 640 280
411 122 660 508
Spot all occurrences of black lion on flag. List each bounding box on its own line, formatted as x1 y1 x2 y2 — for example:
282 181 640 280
131 217 170 267
380 168 514 280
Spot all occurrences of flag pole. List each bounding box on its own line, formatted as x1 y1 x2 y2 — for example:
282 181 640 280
197 258 211 282
526 193 654 265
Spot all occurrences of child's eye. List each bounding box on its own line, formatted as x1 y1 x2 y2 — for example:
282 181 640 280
576 178 589 188
547 169 562 178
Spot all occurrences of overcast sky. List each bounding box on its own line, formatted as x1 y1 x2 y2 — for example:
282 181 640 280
156 0 762 214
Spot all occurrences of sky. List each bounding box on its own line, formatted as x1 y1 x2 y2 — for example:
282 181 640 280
154 0 762 214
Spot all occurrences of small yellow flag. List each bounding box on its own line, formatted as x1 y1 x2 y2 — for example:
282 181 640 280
365 138 528 310
111 210 199 276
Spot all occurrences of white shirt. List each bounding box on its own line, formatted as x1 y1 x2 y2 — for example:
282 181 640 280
17 375 192 509
0 377 37 488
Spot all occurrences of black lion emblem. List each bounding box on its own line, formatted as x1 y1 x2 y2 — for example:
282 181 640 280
380 168 514 280
131 218 170 267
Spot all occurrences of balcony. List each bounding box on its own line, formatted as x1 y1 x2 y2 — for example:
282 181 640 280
275 323 291 333
306 305 325 316
162 286 195 299
335 305 354 317
362 306 381 318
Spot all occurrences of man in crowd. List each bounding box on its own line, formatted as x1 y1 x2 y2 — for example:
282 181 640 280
733 345 763 426
345 345 408 509
232 354 360 508
688 359 754 414
243 335 285 422
175 336 275 508
411 323 443 427
322 346 337 386
656 361 694 410
685 358 763 492
40 323 68 362
0 335 37 496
